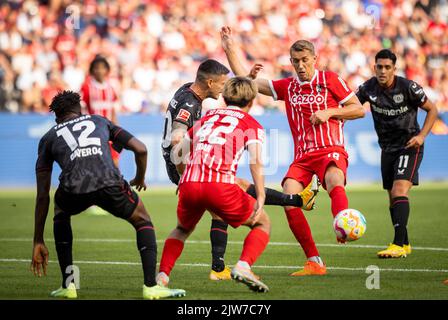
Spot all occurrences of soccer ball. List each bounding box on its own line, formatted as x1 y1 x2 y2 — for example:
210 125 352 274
333 209 366 242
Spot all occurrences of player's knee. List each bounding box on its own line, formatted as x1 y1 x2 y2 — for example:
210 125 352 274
282 179 303 195
325 167 344 191
235 177 251 191
252 211 271 234
391 185 409 198
53 212 71 223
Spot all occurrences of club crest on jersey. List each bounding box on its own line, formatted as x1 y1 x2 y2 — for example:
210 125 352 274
291 94 325 106
393 94 404 104
316 84 322 93
176 109 191 122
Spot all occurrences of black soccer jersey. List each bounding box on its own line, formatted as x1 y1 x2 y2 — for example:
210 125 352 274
35 114 133 194
161 82 202 155
356 76 427 153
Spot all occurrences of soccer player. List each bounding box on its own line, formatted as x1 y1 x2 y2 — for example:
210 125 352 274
157 77 271 292
30 91 185 300
161 59 318 280
80 55 120 167
221 26 365 276
356 49 437 258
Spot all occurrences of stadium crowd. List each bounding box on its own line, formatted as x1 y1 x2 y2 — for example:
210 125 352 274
0 0 447 118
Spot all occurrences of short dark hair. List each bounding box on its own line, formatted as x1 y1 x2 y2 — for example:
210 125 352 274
89 55 110 75
49 90 81 118
196 59 229 83
375 49 397 64
290 40 315 56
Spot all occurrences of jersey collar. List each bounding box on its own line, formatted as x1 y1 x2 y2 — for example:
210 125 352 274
187 84 203 102
295 70 318 85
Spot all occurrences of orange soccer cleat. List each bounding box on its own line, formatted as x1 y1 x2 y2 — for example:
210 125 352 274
290 261 327 276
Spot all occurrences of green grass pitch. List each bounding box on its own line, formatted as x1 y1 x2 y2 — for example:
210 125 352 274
1 183 447 300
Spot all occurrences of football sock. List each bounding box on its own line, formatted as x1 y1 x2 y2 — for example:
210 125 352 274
210 219 228 272
329 186 349 218
308 256 324 267
285 208 319 258
391 197 410 247
159 238 184 276
246 184 303 207
53 214 73 289
390 207 409 245
239 228 269 266
135 221 157 287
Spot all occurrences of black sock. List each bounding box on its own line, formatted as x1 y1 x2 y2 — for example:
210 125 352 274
246 184 303 207
210 219 228 272
391 197 410 247
390 207 410 245
53 214 73 289
135 221 157 287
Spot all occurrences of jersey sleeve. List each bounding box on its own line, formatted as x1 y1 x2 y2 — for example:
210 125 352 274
244 117 265 148
35 134 54 173
79 80 90 112
327 72 355 105
356 83 368 104
109 119 134 152
172 102 196 128
408 80 427 108
269 78 291 101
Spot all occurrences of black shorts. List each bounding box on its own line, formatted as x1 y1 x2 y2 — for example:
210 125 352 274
54 181 139 219
381 146 424 190
163 151 180 185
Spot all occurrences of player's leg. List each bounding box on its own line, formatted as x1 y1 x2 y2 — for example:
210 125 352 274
237 177 318 209
324 164 348 218
158 182 205 287
208 211 231 280
231 209 271 292
282 175 326 276
50 188 92 298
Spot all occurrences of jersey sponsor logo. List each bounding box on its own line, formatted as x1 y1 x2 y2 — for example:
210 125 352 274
371 104 409 116
291 94 325 106
393 94 404 104
170 99 178 108
176 109 191 122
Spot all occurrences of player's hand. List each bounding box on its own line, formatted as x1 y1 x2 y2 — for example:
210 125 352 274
248 197 265 225
130 178 147 192
220 26 235 51
405 134 424 149
310 110 331 125
248 64 263 80
30 242 49 277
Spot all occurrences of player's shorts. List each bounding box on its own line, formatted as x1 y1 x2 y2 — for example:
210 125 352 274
381 146 424 190
163 151 181 185
109 141 120 162
177 182 255 230
54 180 139 219
282 146 348 190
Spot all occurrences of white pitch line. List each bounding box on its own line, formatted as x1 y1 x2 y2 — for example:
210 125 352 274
1 258 448 273
2 238 448 252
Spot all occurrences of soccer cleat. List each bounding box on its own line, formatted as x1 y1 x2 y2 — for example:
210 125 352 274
377 243 407 258
300 175 319 211
50 282 77 299
209 266 232 281
290 261 327 276
231 265 269 293
403 244 412 255
142 284 186 300
156 272 170 287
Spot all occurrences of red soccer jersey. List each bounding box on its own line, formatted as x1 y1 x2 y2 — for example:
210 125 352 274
269 70 354 159
80 76 119 119
180 107 265 184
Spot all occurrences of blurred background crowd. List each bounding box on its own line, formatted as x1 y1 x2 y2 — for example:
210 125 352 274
0 0 447 122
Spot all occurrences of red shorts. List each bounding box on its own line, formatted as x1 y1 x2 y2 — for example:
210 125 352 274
109 141 120 161
177 182 255 230
282 147 348 190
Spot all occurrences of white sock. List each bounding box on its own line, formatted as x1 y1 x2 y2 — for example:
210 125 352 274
308 256 324 266
236 260 251 269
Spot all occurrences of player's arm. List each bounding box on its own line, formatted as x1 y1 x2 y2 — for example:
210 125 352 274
220 26 273 97
406 98 437 149
110 124 147 191
247 142 265 221
31 138 53 277
311 93 365 125
172 135 191 175
171 121 189 147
